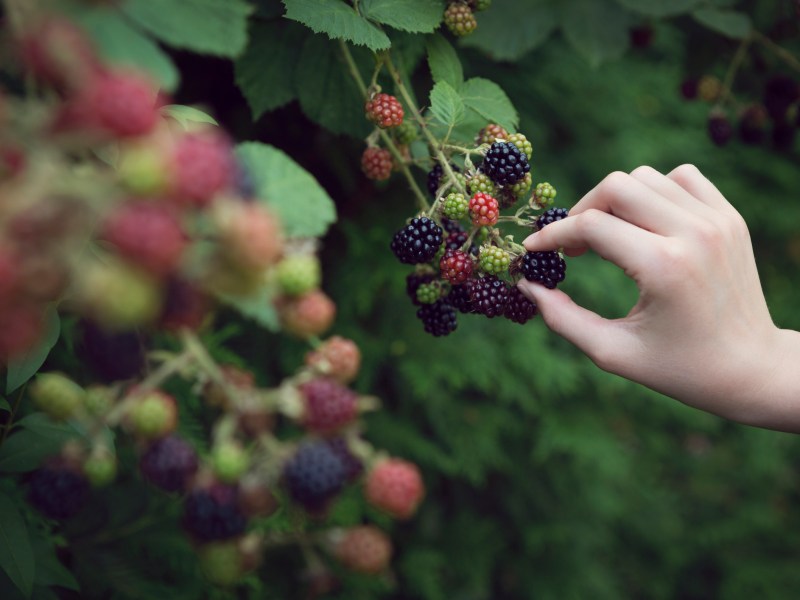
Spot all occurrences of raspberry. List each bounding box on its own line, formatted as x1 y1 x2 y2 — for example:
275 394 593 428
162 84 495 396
198 542 245 586
532 182 557 207
416 300 458 336
426 163 460 197
504 287 538 324
275 255 321 296
482 141 530 186
171 130 234 207
215 202 284 271
439 249 474 284
469 275 510 318
509 172 532 199
698 75 722 103
391 217 443 264
738 104 768 145
467 172 496 196
521 251 567 289
103 202 186 278
127 390 178 440
763 75 799 120
80 70 160 137
29 372 85 421
83 448 117 487
392 121 417 144
277 290 336 339
183 483 248 541
77 320 146 383
28 460 89 520
299 378 358 434
536 207 569 230
476 123 507 145
361 147 393 181
478 246 510 275
78 261 161 329
325 437 364 482
305 336 361 383
447 282 474 313
364 458 425 519
159 277 211 331
442 192 468 220
364 93 404 128
469 192 499 227
406 272 436 306
284 440 347 512
333 526 393 574
443 2 477 37
211 441 250 484
139 435 199 493
505 133 532 161
708 112 733 146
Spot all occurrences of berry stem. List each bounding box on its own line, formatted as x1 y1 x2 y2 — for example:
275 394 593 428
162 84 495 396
442 144 485 156
716 34 753 109
752 31 800 73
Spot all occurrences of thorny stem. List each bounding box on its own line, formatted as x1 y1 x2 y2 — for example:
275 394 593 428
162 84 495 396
0 383 27 449
442 144 485 156
717 35 753 109
753 31 800 73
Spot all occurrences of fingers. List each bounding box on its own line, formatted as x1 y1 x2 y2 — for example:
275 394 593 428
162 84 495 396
629 166 717 219
666 164 733 212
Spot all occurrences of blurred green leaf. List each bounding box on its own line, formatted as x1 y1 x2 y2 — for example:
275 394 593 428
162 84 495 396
32 540 79 592
430 81 465 127
283 0 390 50
0 492 34 598
459 77 518 131
360 0 444 33
560 0 632 66
614 0 701 16
426 34 463 88
6 308 60 395
160 105 218 129
0 425 73 473
692 8 752 39
0 398 10 412
216 287 280 332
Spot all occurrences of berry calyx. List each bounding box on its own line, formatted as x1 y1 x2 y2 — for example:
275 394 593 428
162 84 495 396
468 192 499 227
391 217 443 265
416 300 458 336
29 372 85 421
139 435 199 493
284 440 347 512
439 249 474 284
332 526 393 574
364 93 404 129
299 378 359 434
536 207 569 230
442 192 468 220
364 458 425 520
482 141 530 186
275 255 321 297
361 147 393 181
443 2 477 37
532 182 557 207
469 275 510 318
504 287 538 324
478 245 510 275
521 250 567 289
305 336 362 384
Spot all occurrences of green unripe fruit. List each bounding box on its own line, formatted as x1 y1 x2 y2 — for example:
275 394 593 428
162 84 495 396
533 182 557 207
393 121 418 145
211 441 250 484
198 542 243 586
81 261 160 330
510 172 532 199
472 0 492 11
275 255 321 296
507 133 532 160
128 391 177 440
479 246 511 275
84 385 114 417
468 173 496 196
442 193 468 220
118 146 170 196
416 281 443 305
30 373 85 421
84 449 117 487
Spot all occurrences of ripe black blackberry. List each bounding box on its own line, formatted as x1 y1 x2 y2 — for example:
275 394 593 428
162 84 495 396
183 483 247 541
406 272 436 306
536 207 569 230
28 462 90 520
521 251 566 289
416 300 458 336
482 141 530 186
441 217 465 235
772 120 796 151
391 217 443 265
763 75 799 121
469 275 510 318
326 437 364 482
139 435 199 493
504 287 538 324
77 319 146 383
707 113 732 146
447 283 474 314
738 105 768 145
426 163 460 197
284 441 347 512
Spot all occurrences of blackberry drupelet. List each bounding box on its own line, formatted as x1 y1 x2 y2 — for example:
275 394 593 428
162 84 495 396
521 251 566 289
391 217 443 264
536 207 569 230
504 287 538 324
416 300 458 336
284 441 347 512
140 435 199 493
482 141 530 186
28 462 89 520
183 484 247 541
469 275 510 318
447 283 474 314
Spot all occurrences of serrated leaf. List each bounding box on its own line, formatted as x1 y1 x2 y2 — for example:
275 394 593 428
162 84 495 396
121 0 251 57
216 287 280 332
459 77 518 131
430 81 465 127
283 0 390 51
235 142 337 238
459 0 557 62
614 0 701 17
161 105 218 130
560 0 632 67
0 493 35 598
360 0 444 33
0 427 74 473
235 21 308 120
692 8 752 39
6 308 60 395
426 34 463 88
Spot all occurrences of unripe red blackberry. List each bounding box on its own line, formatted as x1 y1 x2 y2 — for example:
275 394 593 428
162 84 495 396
708 112 733 146
469 192 499 226
365 93 404 128
443 2 477 37
139 435 199 493
277 290 336 339
159 277 211 332
284 440 347 512
365 458 425 519
305 336 361 383
391 217 443 264
482 141 530 186
183 483 247 541
440 248 474 284
299 378 358 434
215 201 284 271
536 207 569 230
504 287 537 324
521 250 566 289
469 275 509 318
171 130 234 207
478 246 510 275
416 300 458 336
361 147 393 181
28 459 90 520
332 526 393 574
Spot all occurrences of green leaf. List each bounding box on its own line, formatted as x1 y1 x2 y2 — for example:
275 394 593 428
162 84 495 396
459 77 518 132
6 308 60 395
74 9 179 92
32 540 79 592
160 105 218 129
0 493 35 598
216 287 280 332
560 0 632 67
430 81 465 127
283 0 390 51
692 8 752 39
614 0 701 17
121 0 251 57
0 398 10 412
426 34 463 88
0 427 74 473
459 0 558 62
235 142 337 238
360 0 444 33
235 21 308 120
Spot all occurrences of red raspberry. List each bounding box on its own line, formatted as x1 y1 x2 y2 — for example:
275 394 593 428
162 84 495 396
439 249 474 284
305 336 361 383
361 147 393 181
103 202 186 278
364 93 404 128
75 70 161 137
171 130 234 206
299 378 358 434
364 458 424 519
215 202 284 271
333 526 393 574
469 192 499 226
278 290 336 339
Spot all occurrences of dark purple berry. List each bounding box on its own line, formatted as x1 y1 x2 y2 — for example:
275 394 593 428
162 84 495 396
535 207 569 230
139 435 199 493
482 141 530 186
391 217 443 265
183 484 247 541
763 75 799 121
772 120 796 151
469 275 510 318
447 283 474 314
680 78 699 100
427 163 460 197
708 113 733 146
77 320 146 383
504 287 538 324
521 251 566 289
284 441 347 512
326 437 363 482
738 104 768 145
416 300 458 336
28 461 89 520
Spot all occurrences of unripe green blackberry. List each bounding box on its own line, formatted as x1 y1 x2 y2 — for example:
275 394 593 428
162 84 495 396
128 390 178 440
442 192 468 220
443 2 477 37
84 385 114 416
468 172 496 196
533 182 557 207
212 441 250 484
275 255 321 296
30 372 85 421
506 133 532 160
198 542 244 586
83 448 117 487
453 171 467 191
478 246 510 275
416 281 444 304
510 172 532 198
393 121 418 145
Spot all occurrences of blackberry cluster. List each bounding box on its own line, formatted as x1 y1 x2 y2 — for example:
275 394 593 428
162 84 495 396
504 287 537 324
469 275 510 318
482 141 530 186
183 484 247 541
416 300 457 336
284 441 347 512
28 463 89 520
139 435 199 493
521 251 567 289
390 217 443 264
536 207 569 230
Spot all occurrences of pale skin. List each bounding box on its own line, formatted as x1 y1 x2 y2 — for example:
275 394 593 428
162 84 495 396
517 164 800 433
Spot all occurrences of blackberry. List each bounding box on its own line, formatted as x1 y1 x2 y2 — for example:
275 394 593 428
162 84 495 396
482 141 530 186
504 287 538 324
506 133 532 161
140 435 199 493
440 249 474 284
28 462 89 520
469 275 510 318
467 172 496 196
416 281 444 304
442 192 468 220
521 251 566 289
469 192 499 226
77 319 146 383
680 78 699 100
763 75 799 120
533 182 557 207
441 217 465 235
416 300 458 336
447 283 474 313
183 484 247 541
364 93 404 129
326 437 364 482
299 378 358 434
475 123 507 146
426 163 460 197
284 441 347 512
390 217 443 264
509 172 532 199
478 246 510 275
708 113 732 146
406 272 436 306
738 104 768 145
443 2 477 36
536 207 569 230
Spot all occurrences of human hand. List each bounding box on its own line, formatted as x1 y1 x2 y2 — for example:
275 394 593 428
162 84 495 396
518 164 799 431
